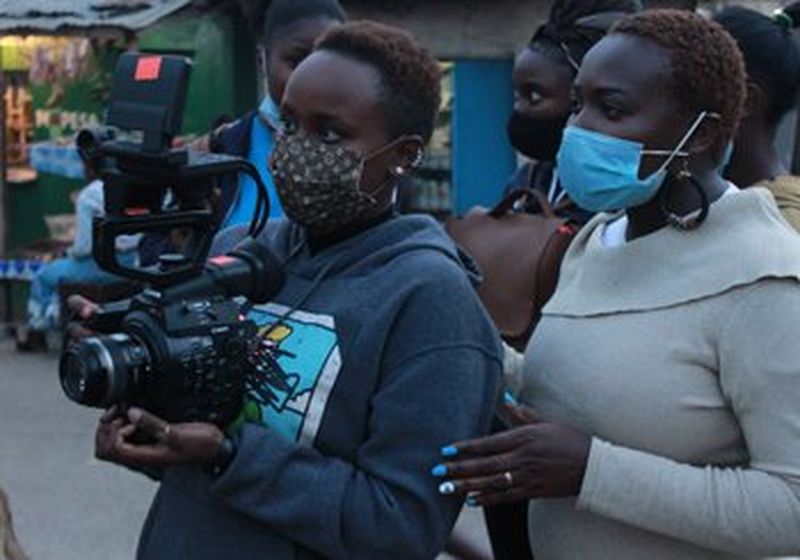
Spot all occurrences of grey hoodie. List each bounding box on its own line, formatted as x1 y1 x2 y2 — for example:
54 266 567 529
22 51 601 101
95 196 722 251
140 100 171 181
136 215 502 560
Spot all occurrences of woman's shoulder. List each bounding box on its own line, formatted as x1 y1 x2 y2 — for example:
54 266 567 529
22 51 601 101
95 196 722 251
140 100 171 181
755 175 800 232
371 215 475 286
759 174 800 195
546 188 800 317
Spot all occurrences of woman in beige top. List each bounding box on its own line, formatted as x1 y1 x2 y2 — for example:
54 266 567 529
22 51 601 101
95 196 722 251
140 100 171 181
714 3 800 232
431 10 800 559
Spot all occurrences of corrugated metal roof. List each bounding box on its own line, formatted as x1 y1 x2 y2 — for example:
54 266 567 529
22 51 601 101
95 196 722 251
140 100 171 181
0 0 193 34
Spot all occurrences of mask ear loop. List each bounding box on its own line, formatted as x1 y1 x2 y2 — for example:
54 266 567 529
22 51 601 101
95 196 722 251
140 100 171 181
655 111 719 230
359 136 424 204
644 110 714 174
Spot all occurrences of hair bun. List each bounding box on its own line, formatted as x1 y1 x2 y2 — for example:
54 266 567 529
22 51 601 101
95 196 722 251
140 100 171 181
775 2 800 29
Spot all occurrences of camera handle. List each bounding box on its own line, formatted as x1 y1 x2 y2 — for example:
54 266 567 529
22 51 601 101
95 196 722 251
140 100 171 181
93 150 273 288
105 146 271 238
93 210 216 288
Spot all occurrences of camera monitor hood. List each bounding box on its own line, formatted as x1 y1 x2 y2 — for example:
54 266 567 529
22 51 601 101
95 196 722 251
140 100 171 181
107 53 190 154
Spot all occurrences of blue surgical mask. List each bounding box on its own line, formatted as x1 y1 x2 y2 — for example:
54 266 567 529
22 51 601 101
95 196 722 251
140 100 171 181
556 111 712 212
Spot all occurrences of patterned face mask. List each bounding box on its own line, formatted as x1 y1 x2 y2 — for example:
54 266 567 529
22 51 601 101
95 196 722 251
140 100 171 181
270 133 398 234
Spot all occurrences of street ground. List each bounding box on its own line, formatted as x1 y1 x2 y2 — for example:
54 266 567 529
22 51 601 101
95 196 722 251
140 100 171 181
0 337 490 560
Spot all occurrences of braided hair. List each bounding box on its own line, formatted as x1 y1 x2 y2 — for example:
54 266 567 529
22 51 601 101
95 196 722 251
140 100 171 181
530 0 642 72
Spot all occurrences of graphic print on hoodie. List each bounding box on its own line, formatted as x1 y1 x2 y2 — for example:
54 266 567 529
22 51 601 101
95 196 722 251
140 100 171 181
243 303 341 446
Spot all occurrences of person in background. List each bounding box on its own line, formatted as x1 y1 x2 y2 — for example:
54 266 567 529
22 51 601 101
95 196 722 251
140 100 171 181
17 152 139 352
715 3 800 231
80 21 502 560
435 10 800 559
138 0 346 268
503 0 639 223
213 0 347 228
482 3 639 559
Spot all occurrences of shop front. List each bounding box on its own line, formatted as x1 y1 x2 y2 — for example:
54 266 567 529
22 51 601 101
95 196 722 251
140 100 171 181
0 0 259 328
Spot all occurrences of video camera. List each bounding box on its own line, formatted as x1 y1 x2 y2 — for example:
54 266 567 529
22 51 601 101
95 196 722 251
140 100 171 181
59 53 285 426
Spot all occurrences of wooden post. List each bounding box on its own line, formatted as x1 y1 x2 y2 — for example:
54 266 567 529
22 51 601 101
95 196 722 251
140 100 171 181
0 489 29 560
0 58 8 332
0 67 6 260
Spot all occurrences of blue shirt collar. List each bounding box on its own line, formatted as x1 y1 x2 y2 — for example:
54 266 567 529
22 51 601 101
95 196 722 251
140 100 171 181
258 96 281 131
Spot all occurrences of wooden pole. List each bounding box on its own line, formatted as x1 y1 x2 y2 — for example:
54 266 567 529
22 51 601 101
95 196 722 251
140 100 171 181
0 65 6 258
0 55 8 332
0 489 29 560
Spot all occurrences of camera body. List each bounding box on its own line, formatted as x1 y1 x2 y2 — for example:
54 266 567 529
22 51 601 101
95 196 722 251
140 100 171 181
61 238 284 426
59 236 284 427
63 293 256 425
59 53 283 426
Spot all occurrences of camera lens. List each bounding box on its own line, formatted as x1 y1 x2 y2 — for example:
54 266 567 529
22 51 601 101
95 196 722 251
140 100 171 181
59 335 150 408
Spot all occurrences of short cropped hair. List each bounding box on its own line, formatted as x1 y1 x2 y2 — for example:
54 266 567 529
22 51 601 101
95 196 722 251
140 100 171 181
315 21 442 143
612 9 746 142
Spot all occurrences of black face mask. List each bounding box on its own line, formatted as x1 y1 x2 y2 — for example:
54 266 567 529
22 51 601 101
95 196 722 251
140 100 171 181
507 111 569 162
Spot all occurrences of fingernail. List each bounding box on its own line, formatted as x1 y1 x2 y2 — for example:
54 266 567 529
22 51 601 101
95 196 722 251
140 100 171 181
466 495 479 507
441 445 458 457
504 391 518 405
438 482 456 495
127 407 142 422
431 464 447 477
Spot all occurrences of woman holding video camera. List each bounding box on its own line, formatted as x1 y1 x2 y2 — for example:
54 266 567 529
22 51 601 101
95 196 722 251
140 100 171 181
80 21 502 560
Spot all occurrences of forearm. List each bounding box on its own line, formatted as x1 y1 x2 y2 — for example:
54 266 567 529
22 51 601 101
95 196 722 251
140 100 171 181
211 423 459 560
211 346 500 559
578 438 800 556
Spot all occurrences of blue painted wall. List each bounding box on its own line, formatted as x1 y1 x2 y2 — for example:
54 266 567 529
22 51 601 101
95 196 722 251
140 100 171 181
452 59 516 213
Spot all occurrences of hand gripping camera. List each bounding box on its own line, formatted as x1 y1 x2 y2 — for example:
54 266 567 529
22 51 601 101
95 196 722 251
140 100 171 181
59 54 284 426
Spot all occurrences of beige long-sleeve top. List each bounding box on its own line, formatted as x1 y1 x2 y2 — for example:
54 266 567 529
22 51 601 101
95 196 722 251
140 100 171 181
510 188 800 559
762 175 800 233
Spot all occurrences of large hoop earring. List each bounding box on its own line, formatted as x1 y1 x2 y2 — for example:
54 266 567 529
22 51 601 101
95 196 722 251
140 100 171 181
658 164 709 231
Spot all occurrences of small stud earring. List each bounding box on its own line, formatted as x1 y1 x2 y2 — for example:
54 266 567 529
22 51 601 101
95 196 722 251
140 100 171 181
393 166 406 177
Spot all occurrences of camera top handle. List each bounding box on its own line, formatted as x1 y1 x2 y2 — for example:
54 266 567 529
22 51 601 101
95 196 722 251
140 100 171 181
93 149 271 288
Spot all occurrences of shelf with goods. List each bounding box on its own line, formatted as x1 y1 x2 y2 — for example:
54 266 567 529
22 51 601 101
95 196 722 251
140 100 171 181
403 62 454 219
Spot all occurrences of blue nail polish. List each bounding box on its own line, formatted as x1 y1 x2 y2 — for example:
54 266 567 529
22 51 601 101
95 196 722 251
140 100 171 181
438 481 456 495
441 445 458 457
504 391 518 405
466 496 478 507
431 464 447 477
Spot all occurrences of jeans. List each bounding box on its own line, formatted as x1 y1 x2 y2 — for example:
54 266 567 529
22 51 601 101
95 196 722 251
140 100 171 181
26 252 136 331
